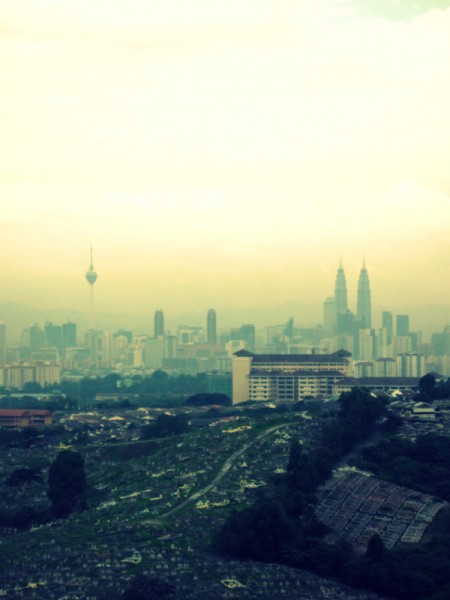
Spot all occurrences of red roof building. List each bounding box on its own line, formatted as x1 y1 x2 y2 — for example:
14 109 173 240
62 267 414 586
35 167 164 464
0 409 53 428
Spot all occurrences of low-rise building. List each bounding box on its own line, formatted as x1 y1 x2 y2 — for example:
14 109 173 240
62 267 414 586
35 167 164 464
0 409 53 428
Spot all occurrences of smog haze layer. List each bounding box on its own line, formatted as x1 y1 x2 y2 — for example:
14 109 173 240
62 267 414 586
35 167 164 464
1 0 449 335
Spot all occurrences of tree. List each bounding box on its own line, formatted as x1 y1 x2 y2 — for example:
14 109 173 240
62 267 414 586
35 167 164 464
419 372 436 395
338 388 386 443
48 450 87 518
120 575 175 600
141 413 189 439
217 499 296 561
6 467 42 487
366 534 385 563
185 393 231 406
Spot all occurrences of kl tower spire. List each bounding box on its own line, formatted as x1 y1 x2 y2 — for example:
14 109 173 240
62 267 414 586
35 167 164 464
85 246 98 330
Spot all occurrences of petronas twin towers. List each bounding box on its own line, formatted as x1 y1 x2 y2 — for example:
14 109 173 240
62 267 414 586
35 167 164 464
325 260 371 335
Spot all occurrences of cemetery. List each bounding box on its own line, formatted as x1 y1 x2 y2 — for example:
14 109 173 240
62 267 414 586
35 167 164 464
1 400 450 598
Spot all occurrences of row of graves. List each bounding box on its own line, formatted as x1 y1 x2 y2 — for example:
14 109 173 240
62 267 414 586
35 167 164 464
316 468 446 554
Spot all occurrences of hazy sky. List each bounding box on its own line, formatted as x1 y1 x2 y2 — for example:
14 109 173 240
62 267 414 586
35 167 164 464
1 0 449 330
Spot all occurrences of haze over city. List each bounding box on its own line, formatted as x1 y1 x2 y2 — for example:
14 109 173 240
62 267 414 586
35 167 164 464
1 0 449 336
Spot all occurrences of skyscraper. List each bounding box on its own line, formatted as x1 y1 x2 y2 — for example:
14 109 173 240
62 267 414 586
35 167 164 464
85 247 98 330
323 297 337 335
62 322 77 349
0 322 6 365
357 260 371 328
396 314 410 337
154 309 164 338
334 259 348 315
382 311 393 345
207 309 217 345
231 324 256 352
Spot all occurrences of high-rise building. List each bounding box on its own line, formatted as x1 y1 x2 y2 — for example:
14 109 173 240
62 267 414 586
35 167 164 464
396 314 410 337
357 260 371 328
0 322 5 365
323 297 337 335
62 322 77 349
29 324 45 351
382 311 393 345
396 352 425 377
334 259 348 315
154 309 164 338
358 328 375 361
231 324 256 352
284 317 294 339
45 322 62 353
375 357 396 377
207 309 217 345
85 247 98 330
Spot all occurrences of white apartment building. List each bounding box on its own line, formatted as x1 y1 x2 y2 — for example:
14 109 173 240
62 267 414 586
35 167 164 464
0 362 61 388
232 350 351 404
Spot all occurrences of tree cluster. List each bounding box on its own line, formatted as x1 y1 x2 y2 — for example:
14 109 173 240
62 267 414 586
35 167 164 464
47 450 87 518
185 392 231 407
141 413 189 439
417 374 450 401
355 433 450 501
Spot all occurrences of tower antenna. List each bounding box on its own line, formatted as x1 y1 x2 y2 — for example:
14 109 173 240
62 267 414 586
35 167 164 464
85 247 98 330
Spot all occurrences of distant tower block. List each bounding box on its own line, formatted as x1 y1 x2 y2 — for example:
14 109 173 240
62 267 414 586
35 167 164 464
85 247 98 330
207 309 217 345
154 309 164 338
357 260 371 329
334 259 348 315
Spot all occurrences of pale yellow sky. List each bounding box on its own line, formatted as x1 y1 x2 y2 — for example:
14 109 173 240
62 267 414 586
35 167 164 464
0 1 449 329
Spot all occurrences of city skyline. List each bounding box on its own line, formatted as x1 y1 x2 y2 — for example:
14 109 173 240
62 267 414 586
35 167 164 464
0 257 447 346
1 1 449 328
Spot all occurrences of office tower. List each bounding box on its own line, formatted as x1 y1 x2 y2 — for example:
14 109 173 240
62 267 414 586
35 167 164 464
165 335 177 359
284 317 294 339
231 324 256 352
154 309 165 337
84 329 104 366
394 335 412 355
337 309 355 336
62 322 77 349
323 297 337 335
0 322 5 365
144 337 165 369
382 311 393 345
45 322 62 352
334 259 348 315
85 246 98 330
432 326 450 356
357 260 371 328
396 314 410 337
207 309 217 345
375 327 389 358
29 324 45 351
358 328 375 361
409 331 422 352
0 322 5 348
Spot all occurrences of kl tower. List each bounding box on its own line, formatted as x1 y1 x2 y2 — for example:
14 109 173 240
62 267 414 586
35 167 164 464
85 247 98 330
